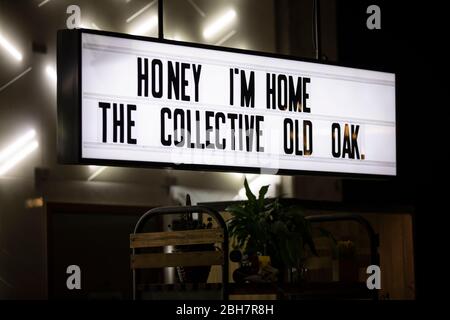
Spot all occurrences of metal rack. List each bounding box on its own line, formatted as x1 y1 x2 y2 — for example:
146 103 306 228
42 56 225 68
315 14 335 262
225 213 380 300
305 213 380 267
130 205 229 300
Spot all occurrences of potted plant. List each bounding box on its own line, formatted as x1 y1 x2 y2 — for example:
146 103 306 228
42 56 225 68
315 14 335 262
226 179 317 283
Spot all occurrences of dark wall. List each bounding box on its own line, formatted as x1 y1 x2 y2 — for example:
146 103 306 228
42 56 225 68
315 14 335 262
275 0 337 61
274 0 440 299
47 204 163 299
336 0 422 205
336 0 440 300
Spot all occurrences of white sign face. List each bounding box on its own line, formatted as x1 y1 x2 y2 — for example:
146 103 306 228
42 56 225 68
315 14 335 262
80 32 396 176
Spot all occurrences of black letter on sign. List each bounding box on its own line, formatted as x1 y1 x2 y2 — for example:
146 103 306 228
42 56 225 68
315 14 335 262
278 75 288 111
244 115 255 152
256 116 264 152
266 73 276 109
228 113 237 150
152 59 163 98
332 123 341 158
113 103 124 143
284 118 293 154
241 70 255 108
215 112 226 150
193 64 202 102
99 102 110 143
303 120 313 155
161 108 171 146
205 111 215 149
294 120 302 156
229 69 234 106
181 63 190 102
137 58 148 97
195 110 205 149
167 61 180 100
289 76 302 112
342 124 352 158
173 108 185 147
351 125 360 159
127 105 137 144
303 77 311 113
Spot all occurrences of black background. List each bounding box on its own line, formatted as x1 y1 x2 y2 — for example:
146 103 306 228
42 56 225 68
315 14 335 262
336 0 442 302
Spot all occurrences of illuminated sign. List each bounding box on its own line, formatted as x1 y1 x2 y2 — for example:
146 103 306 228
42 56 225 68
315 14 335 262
58 29 396 176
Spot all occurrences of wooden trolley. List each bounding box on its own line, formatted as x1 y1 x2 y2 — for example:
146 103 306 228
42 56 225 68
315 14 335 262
130 205 229 300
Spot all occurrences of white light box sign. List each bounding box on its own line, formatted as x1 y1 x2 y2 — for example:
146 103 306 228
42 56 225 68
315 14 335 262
58 30 396 177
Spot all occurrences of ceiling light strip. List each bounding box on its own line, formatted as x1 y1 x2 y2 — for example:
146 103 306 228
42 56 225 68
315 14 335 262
0 140 39 176
187 0 206 18
0 67 32 93
0 33 23 61
126 0 156 23
87 166 108 181
215 29 237 46
0 129 36 163
38 0 51 8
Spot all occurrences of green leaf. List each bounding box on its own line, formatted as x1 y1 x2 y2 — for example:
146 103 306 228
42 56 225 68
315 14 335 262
226 205 249 218
243 178 257 205
258 184 269 209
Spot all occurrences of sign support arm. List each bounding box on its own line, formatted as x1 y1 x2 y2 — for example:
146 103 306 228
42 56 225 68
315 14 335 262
158 0 164 40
